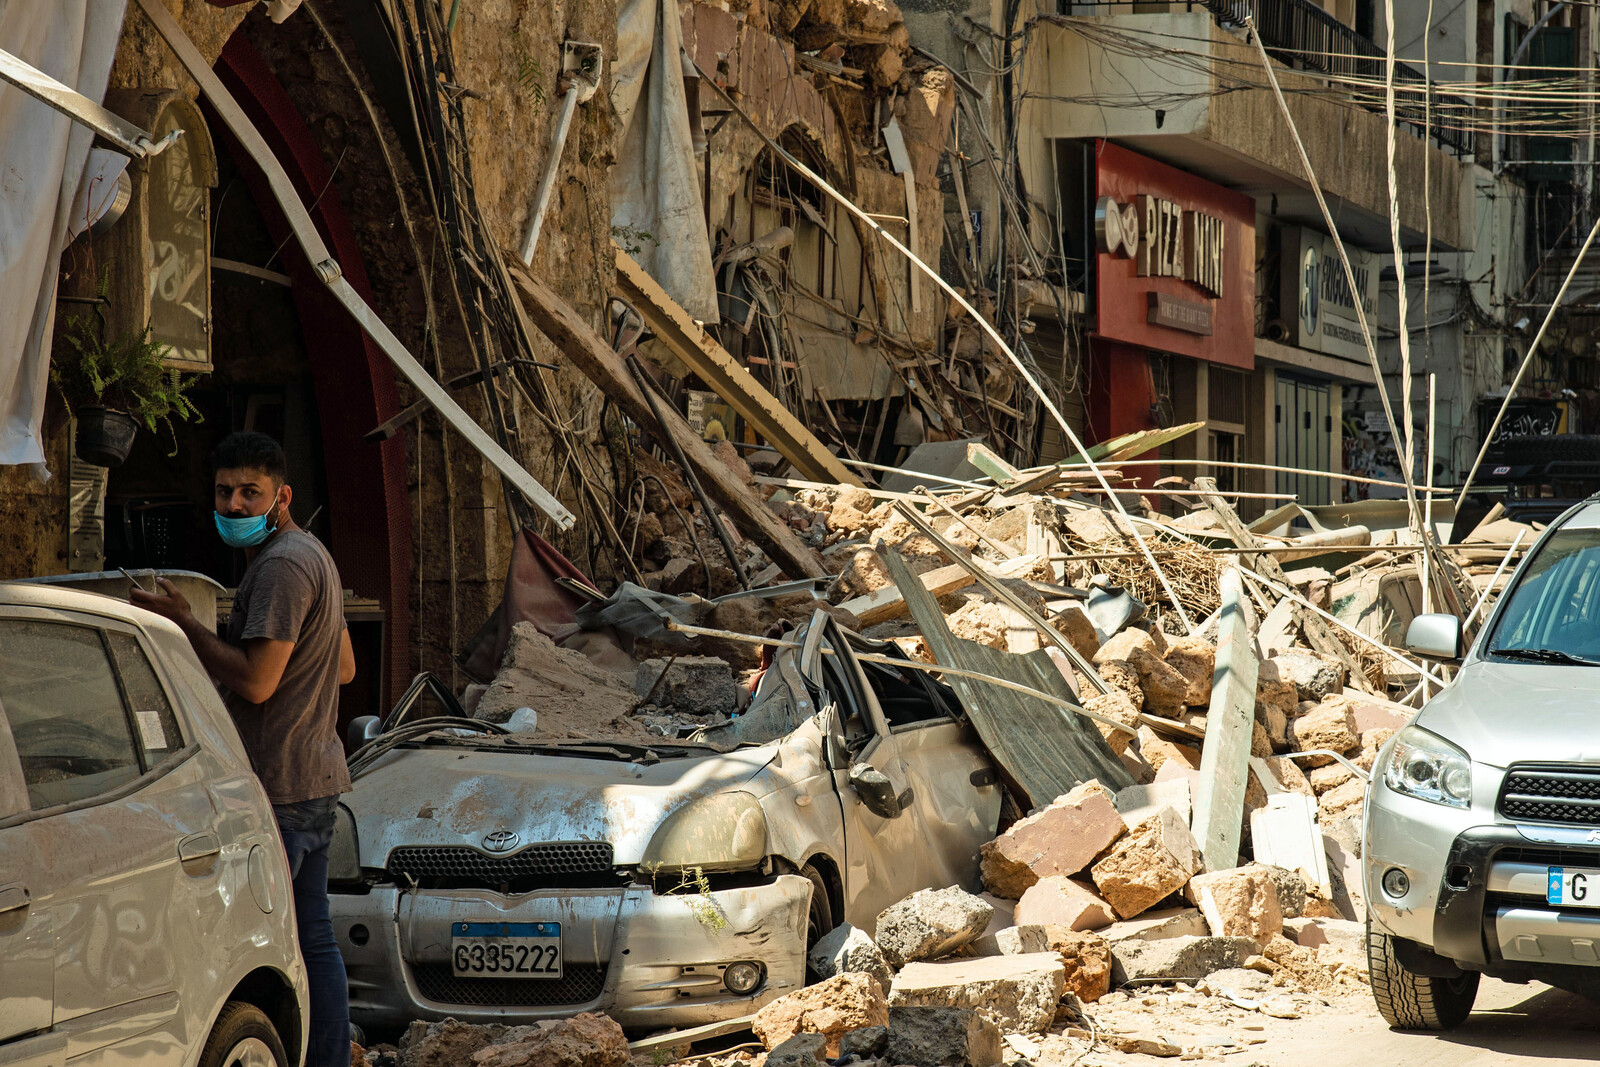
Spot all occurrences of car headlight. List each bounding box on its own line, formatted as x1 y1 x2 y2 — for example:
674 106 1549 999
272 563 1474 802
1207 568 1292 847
641 791 768 873
329 803 362 883
1383 726 1472 809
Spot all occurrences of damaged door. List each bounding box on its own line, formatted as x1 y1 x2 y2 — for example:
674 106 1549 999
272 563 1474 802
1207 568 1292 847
798 615 935 927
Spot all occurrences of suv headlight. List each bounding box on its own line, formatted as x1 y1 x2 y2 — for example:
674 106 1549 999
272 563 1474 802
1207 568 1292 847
329 803 361 883
1383 726 1472 809
641 791 768 873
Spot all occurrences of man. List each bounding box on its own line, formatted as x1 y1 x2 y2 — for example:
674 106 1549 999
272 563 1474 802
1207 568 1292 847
133 430 354 1067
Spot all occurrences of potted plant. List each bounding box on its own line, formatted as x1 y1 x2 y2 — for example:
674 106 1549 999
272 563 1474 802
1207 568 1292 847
52 310 204 468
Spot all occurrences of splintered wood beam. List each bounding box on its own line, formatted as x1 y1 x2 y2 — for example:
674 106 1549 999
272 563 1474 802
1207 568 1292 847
506 262 826 579
614 245 862 488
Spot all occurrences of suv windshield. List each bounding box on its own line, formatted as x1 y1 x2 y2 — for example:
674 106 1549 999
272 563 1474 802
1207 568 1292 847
1486 527 1600 664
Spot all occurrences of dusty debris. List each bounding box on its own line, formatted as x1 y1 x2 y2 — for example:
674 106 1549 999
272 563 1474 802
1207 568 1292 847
632 656 738 716
881 1005 1002 1067
752 972 888 1057
887 953 1065 1034
474 623 651 738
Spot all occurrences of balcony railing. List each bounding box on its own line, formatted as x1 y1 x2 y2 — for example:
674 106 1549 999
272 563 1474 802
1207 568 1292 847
1204 0 1474 157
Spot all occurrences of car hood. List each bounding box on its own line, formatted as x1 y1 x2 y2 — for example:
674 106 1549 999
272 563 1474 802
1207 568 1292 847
1418 660 1600 768
345 742 778 868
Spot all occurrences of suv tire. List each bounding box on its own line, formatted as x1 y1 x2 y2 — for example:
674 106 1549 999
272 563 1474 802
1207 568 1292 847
197 1002 288 1067
1367 925 1478 1030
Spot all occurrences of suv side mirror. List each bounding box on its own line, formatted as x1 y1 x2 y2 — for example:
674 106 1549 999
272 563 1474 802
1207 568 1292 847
848 763 910 819
347 715 382 753
1405 614 1462 660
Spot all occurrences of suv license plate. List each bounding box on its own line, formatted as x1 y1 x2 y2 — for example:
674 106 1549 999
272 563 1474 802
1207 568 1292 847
1547 868 1600 907
451 922 562 978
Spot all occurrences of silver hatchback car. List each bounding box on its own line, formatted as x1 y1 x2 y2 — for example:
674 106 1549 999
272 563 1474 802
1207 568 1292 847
1366 497 1600 1029
0 582 309 1067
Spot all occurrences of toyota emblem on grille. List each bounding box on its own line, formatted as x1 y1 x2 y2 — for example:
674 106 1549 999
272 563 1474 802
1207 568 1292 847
482 829 520 853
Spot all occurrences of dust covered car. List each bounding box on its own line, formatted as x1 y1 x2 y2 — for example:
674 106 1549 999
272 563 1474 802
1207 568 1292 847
329 614 1003 1032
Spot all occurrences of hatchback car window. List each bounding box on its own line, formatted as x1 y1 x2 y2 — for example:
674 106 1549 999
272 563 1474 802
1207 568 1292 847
106 630 184 765
0 620 142 809
1487 528 1600 661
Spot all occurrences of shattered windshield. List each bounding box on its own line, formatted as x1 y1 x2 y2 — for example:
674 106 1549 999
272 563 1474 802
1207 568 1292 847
1486 528 1600 663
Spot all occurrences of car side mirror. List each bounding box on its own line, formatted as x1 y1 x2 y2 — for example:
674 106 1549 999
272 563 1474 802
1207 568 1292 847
849 763 911 819
1405 613 1462 660
347 715 382 753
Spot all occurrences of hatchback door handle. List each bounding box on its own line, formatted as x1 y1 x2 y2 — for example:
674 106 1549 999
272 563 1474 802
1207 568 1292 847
0 884 30 914
178 832 222 863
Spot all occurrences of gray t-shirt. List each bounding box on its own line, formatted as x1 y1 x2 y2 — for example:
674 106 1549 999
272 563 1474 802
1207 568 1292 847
223 529 352 804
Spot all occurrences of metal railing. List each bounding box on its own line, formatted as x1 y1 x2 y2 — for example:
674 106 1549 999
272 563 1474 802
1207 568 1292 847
1206 0 1474 156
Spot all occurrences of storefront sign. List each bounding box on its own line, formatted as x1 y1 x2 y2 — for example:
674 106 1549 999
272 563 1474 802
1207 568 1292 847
1279 226 1376 361
1147 292 1213 335
1092 142 1253 368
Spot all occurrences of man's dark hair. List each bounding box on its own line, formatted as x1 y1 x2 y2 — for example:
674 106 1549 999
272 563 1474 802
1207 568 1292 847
212 431 288 482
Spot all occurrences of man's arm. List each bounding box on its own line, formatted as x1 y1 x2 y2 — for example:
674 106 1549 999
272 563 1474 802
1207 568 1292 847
339 627 355 685
133 578 294 704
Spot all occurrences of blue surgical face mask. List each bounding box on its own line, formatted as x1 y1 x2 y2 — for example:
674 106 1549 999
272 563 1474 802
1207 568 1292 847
214 492 284 548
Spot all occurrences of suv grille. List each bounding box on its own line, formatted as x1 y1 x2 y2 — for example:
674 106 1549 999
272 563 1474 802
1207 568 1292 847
386 843 615 889
1499 766 1600 825
411 962 608 1007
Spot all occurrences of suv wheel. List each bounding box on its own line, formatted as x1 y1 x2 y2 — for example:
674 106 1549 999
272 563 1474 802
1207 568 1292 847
198 1002 288 1067
1367 924 1479 1030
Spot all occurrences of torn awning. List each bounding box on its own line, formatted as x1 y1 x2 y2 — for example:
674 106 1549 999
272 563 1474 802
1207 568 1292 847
0 1 128 467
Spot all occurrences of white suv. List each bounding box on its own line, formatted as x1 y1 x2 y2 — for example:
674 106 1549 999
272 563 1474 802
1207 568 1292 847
0 582 309 1066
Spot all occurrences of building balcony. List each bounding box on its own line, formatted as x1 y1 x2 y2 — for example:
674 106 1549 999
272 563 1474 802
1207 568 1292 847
1020 6 1475 253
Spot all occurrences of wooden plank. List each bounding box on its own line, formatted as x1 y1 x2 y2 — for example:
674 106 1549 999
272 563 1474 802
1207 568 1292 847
892 502 1109 694
837 554 1039 627
881 548 1133 807
1191 568 1260 872
1192 477 1371 692
506 263 826 579
614 246 862 488
965 442 1021 484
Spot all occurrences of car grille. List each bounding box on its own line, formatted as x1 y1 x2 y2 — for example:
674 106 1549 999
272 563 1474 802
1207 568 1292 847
387 843 614 887
410 962 608 1007
1499 766 1600 825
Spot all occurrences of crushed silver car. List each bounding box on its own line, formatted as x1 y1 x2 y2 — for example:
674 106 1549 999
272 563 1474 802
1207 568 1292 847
330 614 1002 1032
1366 498 1600 1029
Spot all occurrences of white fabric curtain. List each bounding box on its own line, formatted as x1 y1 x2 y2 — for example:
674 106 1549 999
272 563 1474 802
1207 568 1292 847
0 0 127 467
610 0 717 322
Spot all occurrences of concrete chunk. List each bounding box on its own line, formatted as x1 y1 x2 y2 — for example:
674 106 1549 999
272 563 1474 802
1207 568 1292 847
1164 636 1216 707
1109 935 1259 984
1288 696 1360 766
1090 806 1203 920
752 972 887 1057
1270 649 1348 701
882 1007 1002 1067
1101 907 1210 944
875 887 994 967
888 953 1066 1034
1114 779 1192 829
979 780 1126 898
973 925 1111 1001
1189 867 1283 947
1013 875 1115 931
807 922 893 991
633 656 737 715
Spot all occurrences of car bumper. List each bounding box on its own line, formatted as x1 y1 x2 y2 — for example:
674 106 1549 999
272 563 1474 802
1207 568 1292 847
332 874 811 1032
1366 766 1600 974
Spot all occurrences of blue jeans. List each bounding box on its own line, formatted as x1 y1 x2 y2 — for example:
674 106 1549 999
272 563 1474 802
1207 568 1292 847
275 796 350 1067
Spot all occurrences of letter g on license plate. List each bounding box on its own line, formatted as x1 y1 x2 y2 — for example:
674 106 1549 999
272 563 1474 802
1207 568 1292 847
1547 867 1600 907
451 921 562 978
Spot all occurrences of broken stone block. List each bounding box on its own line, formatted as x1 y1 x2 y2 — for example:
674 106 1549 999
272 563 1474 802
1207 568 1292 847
875 887 994 967
808 922 893 991
1307 761 1356 795
1251 719 1273 757
1254 660 1298 747
977 924 1110 998
835 485 876 513
1093 628 1160 665
1254 864 1308 919
1109 934 1259 984
1090 806 1203 920
1100 906 1210 944
752 972 887 1057
837 1024 887 1060
1135 726 1201 775
888 953 1066 1034
1084 691 1141 755
1270 649 1348 702
1097 659 1145 710
632 656 737 715
1126 647 1189 717
979 780 1126 898
1288 696 1359 767
1012 876 1115 931
763 1033 827 1067
827 502 872 535
1188 867 1283 947
1318 776 1367 822
1051 603 1101 662
458 1014 630 1067
1114 778 1192 829
1164 636 1215 707
1358 727 1396 771
882 1006 1002 1067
